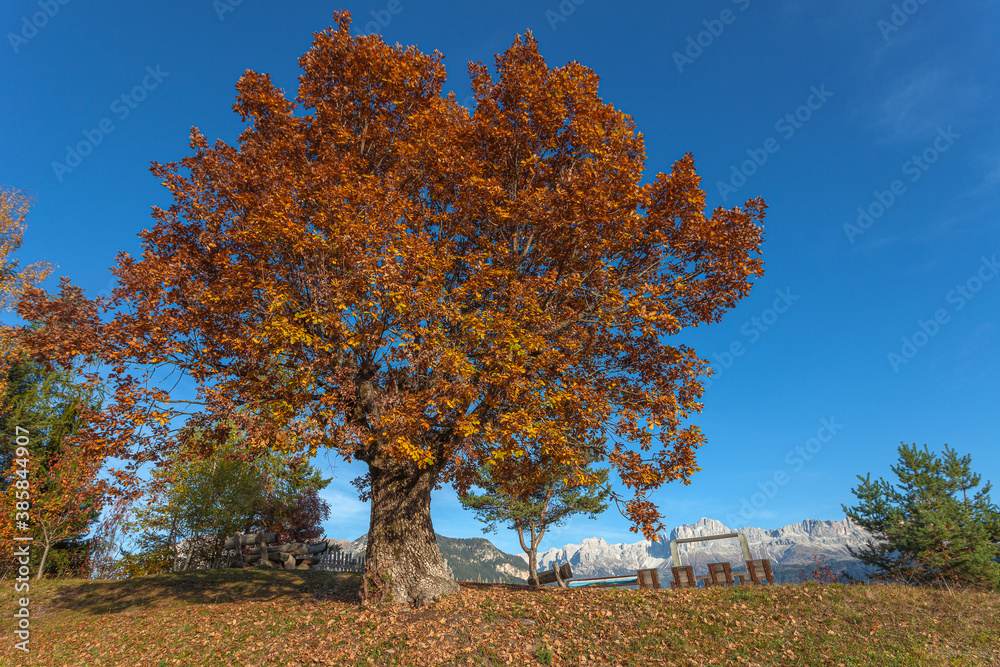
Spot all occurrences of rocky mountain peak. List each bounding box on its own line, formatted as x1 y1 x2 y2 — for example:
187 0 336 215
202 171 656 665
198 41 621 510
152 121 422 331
667 517 732 541
523 517 872 578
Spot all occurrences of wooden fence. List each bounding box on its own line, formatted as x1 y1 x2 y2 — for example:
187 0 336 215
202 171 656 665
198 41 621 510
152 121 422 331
314 550 366 573
312 552 458 578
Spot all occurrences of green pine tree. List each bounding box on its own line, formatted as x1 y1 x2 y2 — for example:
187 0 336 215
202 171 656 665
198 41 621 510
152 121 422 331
842 443 1000 591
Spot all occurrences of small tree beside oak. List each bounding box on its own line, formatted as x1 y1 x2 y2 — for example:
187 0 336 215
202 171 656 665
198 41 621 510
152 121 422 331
458 433 611 586
124 424 331 573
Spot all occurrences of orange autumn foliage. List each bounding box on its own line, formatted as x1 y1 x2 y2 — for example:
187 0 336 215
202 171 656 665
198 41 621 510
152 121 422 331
1 189 109 578
0 188 52 392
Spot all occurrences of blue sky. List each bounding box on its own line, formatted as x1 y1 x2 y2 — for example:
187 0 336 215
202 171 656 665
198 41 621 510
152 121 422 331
2 1 998 558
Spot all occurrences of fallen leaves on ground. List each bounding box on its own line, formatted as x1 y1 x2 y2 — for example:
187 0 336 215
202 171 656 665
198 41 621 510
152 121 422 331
0 569 997 666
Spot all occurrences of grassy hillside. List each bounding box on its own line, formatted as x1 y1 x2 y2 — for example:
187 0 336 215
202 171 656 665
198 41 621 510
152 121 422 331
1 568 997 666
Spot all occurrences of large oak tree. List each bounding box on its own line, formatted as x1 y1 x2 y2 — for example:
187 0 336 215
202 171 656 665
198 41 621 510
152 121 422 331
50 13 765 607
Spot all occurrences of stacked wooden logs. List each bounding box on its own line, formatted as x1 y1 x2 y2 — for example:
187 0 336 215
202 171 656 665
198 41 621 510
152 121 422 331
222 531 331 571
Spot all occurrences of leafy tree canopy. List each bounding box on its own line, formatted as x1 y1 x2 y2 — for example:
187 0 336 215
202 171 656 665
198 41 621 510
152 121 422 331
15 12 767 605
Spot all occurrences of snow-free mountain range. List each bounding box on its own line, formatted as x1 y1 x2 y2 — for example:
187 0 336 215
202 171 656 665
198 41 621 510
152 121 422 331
326 517 876 586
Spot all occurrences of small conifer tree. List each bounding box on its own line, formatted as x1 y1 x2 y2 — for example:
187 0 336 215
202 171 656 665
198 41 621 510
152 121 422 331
842 443 1000 591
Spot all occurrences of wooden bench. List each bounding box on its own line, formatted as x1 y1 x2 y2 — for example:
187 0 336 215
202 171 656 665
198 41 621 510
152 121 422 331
538 563 660 590
705 561 735 587
746 558 775 585
705 559 775 586
671 565 697 589
536 562 573 586
674 566 734 589
637 568 661 590
673 560 775 588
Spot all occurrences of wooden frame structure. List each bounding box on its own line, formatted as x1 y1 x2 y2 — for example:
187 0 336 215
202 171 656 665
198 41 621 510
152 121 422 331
669 532 752 567
670 565 697 589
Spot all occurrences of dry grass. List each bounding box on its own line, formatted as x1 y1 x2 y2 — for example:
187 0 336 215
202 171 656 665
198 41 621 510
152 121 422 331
1 568 997 666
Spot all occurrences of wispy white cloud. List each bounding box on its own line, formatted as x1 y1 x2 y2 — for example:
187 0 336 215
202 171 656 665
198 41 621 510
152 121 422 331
879 67 946 136
855 65 984 145
852 233 904 253
903 256 947 277
807 1 883 38
965 160 1000 197
984 165 1000 188
954 322 998 362
319 486 368 521
939 322 999 393
848 191 995 253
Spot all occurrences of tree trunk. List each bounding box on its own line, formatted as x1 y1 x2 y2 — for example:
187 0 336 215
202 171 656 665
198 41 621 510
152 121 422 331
362 457 460 608
183 535 198 571
526 547 539 587
36 541 51 580
35 520 56 580
517 523 545 587
169 522 180 572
